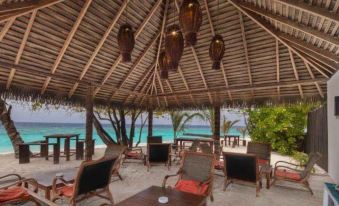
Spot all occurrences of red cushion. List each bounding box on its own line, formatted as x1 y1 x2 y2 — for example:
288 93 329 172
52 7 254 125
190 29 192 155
125 151 142 159
175 180 208 196
258 159 269 166
275 169 301 181
214 160 224 170
58 184 74 197
0 186 30 203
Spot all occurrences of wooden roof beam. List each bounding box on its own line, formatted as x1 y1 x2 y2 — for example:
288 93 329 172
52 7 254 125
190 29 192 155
203 0 232 100
41 0 92 94
304 61 324 98
156 78 327 97
67 0 129 98
276 40 280 98
0 0 64 23
274 0 339 24
288 49 303 99
239 1 339 46
0 0 40 13
0 18 15 41
90 0 163 97
228 0 332 79
6 10 37 90
178 65 196 105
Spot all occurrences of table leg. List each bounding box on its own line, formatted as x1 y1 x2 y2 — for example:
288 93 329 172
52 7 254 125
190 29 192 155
19 144 30 164
237 137 240 146
53 144 60 164
65 138 70 161
228 137 231 146
266 173 270 189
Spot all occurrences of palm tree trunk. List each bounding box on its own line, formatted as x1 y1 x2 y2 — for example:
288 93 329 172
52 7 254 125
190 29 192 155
0 99 24 158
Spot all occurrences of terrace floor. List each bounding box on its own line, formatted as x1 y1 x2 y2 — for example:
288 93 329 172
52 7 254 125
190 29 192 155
0 146 332 206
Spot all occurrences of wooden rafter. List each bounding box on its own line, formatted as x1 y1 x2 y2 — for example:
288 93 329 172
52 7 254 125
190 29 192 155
90 0 163 97
174 0 213 105
108 33 160 100
0 0 64 23
178 66 196 105
41 0 92 94
304 61 324 98
288 49 303 99
0 18 15 41
239 1 339 47
67 0 129 98
6 10 36 89
0 0 40 13
203 0 232 100
274 0 339 24
166 79 180 106
131 65 156 105
228 0 332 79
276 40 280 97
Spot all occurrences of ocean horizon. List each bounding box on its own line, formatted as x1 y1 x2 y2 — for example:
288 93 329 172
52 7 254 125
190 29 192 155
0 122 242 154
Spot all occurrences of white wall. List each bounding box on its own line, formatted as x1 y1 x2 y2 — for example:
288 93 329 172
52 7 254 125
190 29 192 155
327 72 339 183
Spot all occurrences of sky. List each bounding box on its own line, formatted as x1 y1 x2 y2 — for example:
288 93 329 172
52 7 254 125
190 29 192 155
8 100 246 126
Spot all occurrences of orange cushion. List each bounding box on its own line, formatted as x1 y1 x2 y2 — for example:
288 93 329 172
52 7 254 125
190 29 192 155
258 159 269 166
214 160 224 170
0 186 30 203
175 180 208 196
125 151 142 159
58 184 74 197
275 169 301 181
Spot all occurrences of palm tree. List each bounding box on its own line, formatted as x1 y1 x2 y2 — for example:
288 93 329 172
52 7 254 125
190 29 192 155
222 116 240 137
169 111 204 139
200 108 215 134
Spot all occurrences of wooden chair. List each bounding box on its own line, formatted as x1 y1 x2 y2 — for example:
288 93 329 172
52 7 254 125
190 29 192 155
0 174 40 205
123 146 145 164
146 143 171 171
147 135 163 144
247 142 271 166
272 152 322 195
162 151 215 201
223 152 262 197
51 157 117 205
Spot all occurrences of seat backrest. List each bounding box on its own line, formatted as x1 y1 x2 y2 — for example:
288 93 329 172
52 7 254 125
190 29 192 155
147 136 163 144
300 152 322 179
74 157 117 196
148 143 171 163
181 152 214 183
223 152 258 183
247 142 271 162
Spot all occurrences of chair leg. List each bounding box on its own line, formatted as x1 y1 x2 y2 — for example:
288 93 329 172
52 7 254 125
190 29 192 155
223 179 231 191
304 181 314 195
106 188 114 205
256 182 260 197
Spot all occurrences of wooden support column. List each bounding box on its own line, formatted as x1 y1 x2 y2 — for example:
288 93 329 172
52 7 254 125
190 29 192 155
148 109 153 137
213 106 221 156
85 86 94 161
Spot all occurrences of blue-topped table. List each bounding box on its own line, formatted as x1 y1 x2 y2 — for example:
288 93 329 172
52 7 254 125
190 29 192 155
323 183 339 206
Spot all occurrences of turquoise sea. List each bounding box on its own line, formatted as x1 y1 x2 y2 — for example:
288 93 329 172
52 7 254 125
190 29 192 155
0 122 241 154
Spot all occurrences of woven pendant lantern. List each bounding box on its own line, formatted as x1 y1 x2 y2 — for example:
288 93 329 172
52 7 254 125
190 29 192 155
117 24 135 62
165 25 184 71
179 0 202 46
209 35 225 70
159 51 170 79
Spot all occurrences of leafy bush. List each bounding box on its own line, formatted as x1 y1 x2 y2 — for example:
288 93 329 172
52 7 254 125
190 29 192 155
247 104 316 155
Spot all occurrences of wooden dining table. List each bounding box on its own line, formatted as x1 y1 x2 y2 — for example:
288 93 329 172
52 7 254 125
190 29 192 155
175 137 214 150
115 186 207 206
44 133 80 161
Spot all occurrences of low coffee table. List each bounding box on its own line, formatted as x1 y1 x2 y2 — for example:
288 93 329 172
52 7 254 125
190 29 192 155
115 186 207 206
29 168 76 199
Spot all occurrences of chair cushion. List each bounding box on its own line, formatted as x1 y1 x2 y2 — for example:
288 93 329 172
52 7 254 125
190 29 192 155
0 186 30 203
125 151 142 159
58 184 74 197
275 169 301 181
258 159 269 166
214 160 224 170
175 180 208 196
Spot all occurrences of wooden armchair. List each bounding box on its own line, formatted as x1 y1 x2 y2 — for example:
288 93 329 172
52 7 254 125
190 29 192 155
0 174 40 205
247 142 271 166
223 152 261 197
51 157 117 205
272 152 322 195
162 152 215 201
146 143 171 171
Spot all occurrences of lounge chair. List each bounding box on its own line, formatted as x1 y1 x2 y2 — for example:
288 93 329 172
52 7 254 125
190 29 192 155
162 151 215 201
123 146 145 164
271 152 322 195
146 143 171 171
247 142 271 166
223 152 261 197
51 157 117 205
0 174 40 205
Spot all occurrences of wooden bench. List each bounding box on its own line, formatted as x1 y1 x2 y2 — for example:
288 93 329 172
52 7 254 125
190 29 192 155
18 141 60 164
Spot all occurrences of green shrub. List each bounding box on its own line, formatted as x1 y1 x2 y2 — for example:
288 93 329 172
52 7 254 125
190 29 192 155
247 104 316 155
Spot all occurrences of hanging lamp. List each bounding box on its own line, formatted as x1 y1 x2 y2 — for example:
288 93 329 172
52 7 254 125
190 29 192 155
179 0 202 46
165 24 184 71
159 51 170 79
209 35 225 70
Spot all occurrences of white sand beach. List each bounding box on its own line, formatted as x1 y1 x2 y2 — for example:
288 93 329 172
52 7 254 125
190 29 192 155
0 145 332 206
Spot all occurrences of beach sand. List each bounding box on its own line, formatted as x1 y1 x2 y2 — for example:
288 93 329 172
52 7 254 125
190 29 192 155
0 145 332 206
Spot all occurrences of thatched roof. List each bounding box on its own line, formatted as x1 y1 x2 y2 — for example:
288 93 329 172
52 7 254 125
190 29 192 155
0 0 338 109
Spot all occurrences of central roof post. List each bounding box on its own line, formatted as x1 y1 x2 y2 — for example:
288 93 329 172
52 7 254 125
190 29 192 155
85 86 94 161
213 106 221 157
148 109 153 137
